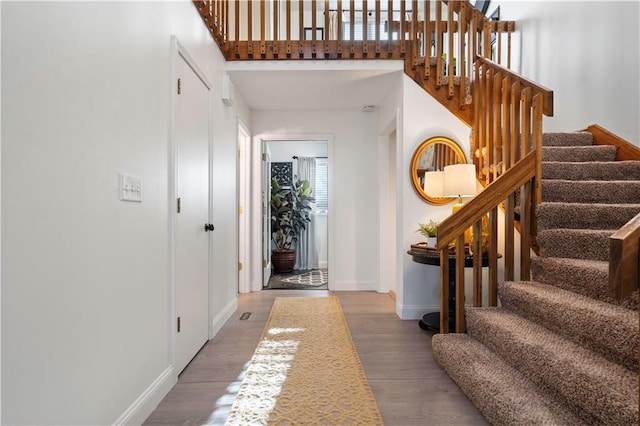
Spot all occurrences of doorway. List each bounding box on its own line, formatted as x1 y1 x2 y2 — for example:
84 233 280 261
262 140 329 290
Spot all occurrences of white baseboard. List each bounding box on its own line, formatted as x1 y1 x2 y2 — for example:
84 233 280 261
318 261 328 269
113 365 175 426
210 297 238 339
400 304 439 320
332 280 376 291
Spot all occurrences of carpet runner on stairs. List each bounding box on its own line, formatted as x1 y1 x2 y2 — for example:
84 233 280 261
432 131 640 425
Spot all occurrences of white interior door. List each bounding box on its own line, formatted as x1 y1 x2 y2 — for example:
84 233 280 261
174 50 210 374
238 123 250 293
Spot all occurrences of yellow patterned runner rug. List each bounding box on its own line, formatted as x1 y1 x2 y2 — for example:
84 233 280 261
225 296 383 425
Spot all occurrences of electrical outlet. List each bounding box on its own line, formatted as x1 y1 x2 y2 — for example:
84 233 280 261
120 173 142 202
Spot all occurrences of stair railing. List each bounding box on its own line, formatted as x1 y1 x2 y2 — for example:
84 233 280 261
437 151 538 333
437 58 553 333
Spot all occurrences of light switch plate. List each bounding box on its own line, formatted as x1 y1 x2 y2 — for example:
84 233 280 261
120 173 142 202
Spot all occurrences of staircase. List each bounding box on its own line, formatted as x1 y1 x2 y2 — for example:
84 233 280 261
432 132 640 425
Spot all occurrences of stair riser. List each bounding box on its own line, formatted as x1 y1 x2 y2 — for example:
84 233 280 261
537 229 612 261
543 146 617 162
499 281 639 372
466 309 639 426
542 161 640 181
542 132 593 147
536 203 640 230
531 257 609 302
542 180 640 204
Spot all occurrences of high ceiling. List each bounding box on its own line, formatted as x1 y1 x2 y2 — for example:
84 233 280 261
226 60 404 111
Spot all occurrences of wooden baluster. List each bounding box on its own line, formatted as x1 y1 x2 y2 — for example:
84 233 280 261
299 0 304 56
447 2 454 98
532 93 544 207
375 0 381 55
273 0 279 56
363 0 368 56
400 0 406 54
472 220 483 307
496 21 503 65
507 22 513 69
247 0 253 56
435 0 442 86
455 234 465 333
502 75 515 282
520 179 533 280
504 189 515 281
440 247 450 334
311 0 317 56
337 0 343 56
349 0 355 56
387 0 393 55
485 67 493 183
260 0 265 55
502 76 512 172
521 87 532 157
324 0 330 55
492 71 502 181
488 207 498 306
234 0 239 56
286 0 291 55
510 81 521 163
424 0 430 79
458 0 466 107
411 0 417 68
224 0 229 45
474 60 484 183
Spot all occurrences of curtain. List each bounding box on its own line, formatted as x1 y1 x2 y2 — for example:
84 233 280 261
329 11 338 40
295 157 318 270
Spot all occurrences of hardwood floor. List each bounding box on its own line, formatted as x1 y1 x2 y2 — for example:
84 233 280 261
144 290 488 425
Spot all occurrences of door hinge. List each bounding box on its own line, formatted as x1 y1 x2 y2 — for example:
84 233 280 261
177 316 181 333
263 260 267 268
238 262 243 271
177 78 182 95
177 197 181 213
238 149 242 158
238 206 243 214
262 153 267 161
262 205 266 215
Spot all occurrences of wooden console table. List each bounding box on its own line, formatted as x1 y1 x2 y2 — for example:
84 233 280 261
407 247 493 333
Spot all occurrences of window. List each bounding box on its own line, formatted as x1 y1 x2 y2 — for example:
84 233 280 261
314 158 328 211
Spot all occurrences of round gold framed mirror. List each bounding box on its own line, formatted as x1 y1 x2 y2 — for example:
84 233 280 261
410 136 467 205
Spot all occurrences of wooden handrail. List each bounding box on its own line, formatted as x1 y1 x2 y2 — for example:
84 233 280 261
609 213 640 301
437 151 538 333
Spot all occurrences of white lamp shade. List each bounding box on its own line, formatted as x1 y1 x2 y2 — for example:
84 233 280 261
423 171 444 197
443 163 477 198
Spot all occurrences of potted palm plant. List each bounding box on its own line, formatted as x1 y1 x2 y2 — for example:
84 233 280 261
270 177 315 273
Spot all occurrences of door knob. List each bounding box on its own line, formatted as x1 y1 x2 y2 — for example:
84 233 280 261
204 223 215 232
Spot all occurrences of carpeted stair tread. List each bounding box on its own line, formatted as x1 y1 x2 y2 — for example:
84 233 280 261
542 145 617 162
542 179 640 204
542 132 593 147
431 334 585 426
499 281 639 372
536 202 640 230
466 308 639 426
542 161 640 181
536 228 613 261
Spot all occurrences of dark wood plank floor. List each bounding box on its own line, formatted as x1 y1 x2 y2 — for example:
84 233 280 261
144 290 488 425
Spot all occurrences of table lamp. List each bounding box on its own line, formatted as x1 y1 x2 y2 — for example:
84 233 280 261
443 163 477 248
423 170 444 198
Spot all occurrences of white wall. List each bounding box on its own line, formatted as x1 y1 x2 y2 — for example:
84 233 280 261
400 75 472 320
1 1 250 424
495 0 640 143
253 110 379 290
